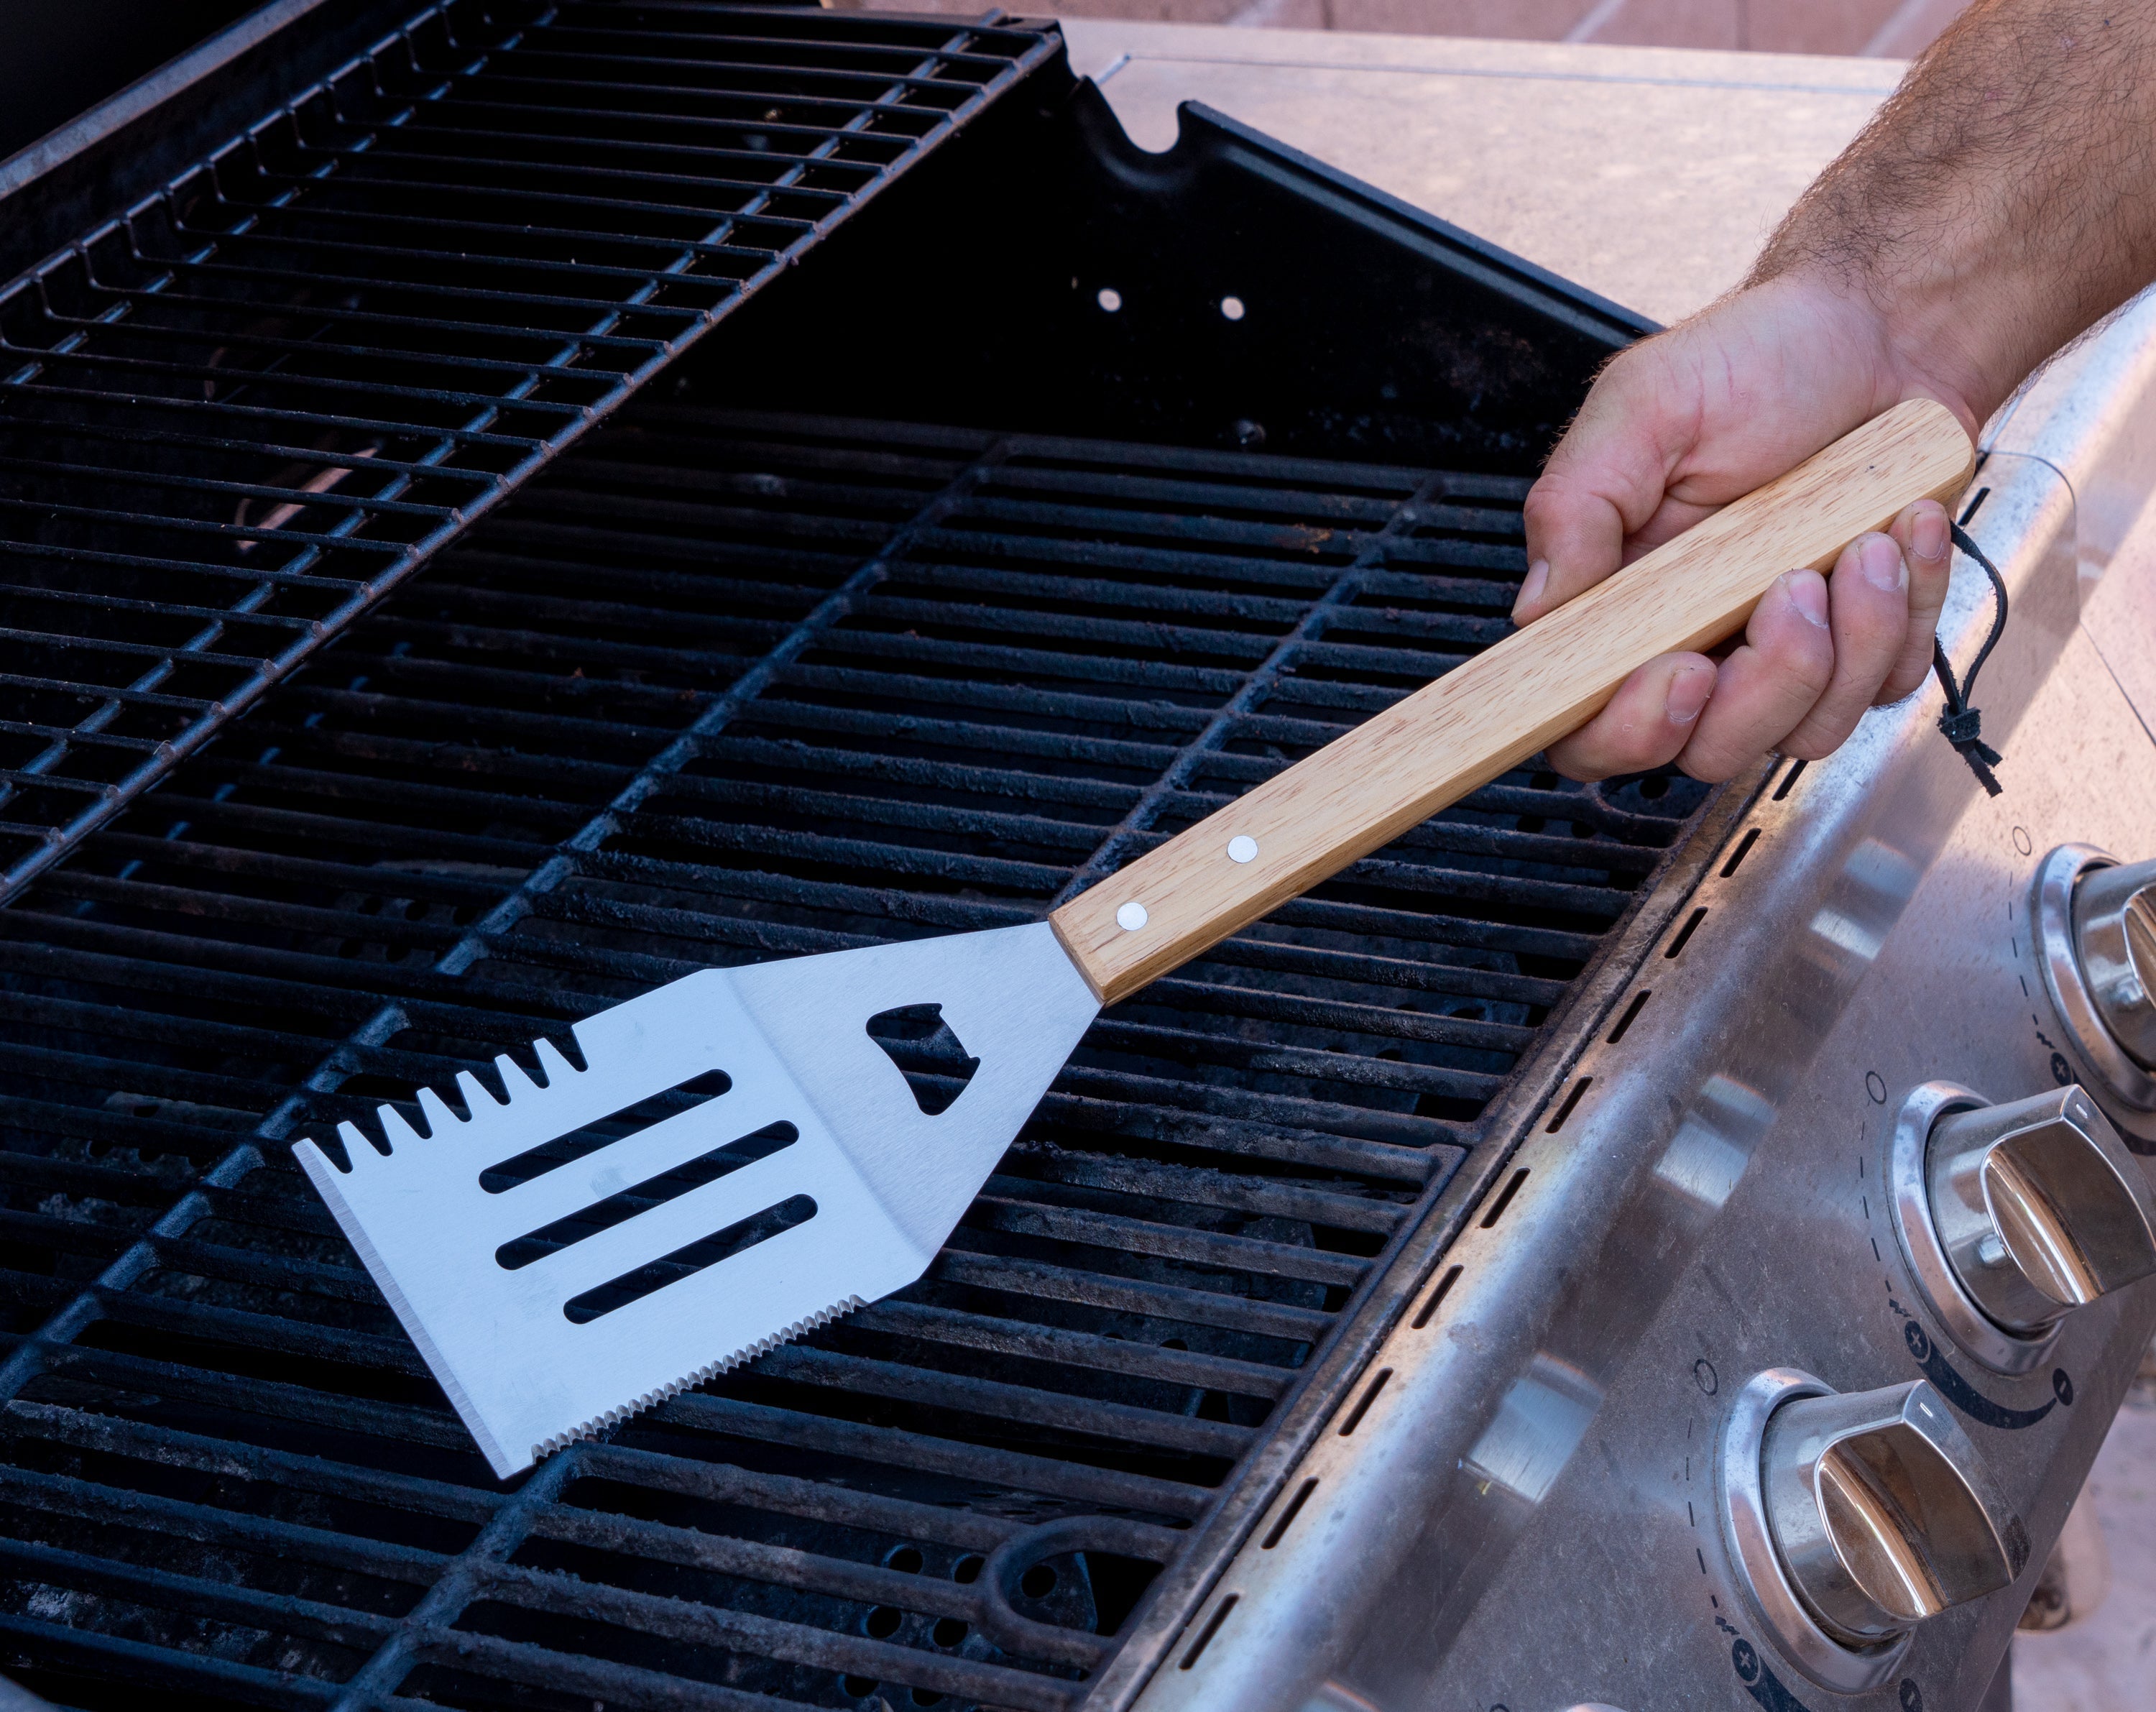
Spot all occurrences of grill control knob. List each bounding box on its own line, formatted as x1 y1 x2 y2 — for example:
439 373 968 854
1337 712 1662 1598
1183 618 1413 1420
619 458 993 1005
2032 847 2156 1137
1760 1380 2027 1647
2072 860 2156 1068
1723 1371 2031 1690
1924 1087 2156 1334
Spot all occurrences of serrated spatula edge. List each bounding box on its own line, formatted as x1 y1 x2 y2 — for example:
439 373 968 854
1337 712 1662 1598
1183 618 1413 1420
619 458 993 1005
528 1292 869 1465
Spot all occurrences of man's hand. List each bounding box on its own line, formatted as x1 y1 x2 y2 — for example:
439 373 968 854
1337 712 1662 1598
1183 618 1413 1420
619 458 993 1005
1519 274 1968 782
1515 0 2156 783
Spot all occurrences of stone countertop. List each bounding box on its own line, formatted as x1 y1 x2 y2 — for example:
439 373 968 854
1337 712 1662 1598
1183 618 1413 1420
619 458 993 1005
1060 19 1903 327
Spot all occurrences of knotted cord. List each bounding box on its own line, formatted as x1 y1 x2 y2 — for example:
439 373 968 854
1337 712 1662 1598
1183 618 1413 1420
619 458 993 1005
1931 520 2009 796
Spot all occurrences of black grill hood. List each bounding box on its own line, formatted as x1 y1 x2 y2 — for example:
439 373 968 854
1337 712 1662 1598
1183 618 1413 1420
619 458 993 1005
715 71 1650 466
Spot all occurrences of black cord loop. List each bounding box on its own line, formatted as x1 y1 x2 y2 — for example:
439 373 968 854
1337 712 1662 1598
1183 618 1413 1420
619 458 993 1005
1932 520 2008 796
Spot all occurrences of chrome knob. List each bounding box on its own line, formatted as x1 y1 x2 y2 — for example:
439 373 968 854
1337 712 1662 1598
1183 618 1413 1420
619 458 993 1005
1761 1380 2027 1647
2033 848 2156 1133
2073 860 2156 1069
1927 1087 2156 1335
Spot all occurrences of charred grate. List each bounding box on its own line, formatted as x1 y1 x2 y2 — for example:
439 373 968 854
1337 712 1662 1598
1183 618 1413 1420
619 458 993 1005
0 0 1054 902
0 408 1706 1710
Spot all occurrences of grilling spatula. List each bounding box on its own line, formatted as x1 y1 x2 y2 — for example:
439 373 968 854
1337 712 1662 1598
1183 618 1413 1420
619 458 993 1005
295 400 1973 1478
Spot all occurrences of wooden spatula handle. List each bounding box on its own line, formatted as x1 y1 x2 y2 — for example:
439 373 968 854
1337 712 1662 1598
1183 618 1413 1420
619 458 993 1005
1049 399 1975 1005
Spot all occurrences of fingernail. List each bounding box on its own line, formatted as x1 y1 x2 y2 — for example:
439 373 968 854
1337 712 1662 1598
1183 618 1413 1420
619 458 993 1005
1783 570 1829 627
1513 560 1549 619
1666 663 1713 725
1912 505 1949 563
1859 533 1907 592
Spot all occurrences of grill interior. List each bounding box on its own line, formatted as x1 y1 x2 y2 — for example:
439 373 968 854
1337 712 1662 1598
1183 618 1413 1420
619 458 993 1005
0 9 1700 1704
0 0 1051 896
0 400 1708 1710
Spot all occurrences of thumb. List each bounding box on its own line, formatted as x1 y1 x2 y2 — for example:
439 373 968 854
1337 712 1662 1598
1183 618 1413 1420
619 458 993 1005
1519 349 1703 622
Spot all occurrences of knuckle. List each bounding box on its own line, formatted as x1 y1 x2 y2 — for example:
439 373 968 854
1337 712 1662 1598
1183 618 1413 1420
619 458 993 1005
1677 745 1741 785
1874 666 1925 705
1777 640 1835 699
1557 713 1670 779
1543 739 1612 783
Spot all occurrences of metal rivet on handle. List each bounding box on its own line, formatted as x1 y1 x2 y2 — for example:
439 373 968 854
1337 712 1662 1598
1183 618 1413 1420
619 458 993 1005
1227 835 1258 864
1116 902 1148 931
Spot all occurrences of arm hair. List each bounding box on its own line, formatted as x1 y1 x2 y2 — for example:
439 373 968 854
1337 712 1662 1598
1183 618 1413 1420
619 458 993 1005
1751 1 2156 418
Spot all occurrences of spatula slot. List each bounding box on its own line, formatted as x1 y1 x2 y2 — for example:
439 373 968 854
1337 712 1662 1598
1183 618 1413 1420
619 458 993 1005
479 1069 736 1194
866 1003 981 1116
495 1120 800 1271
562 1192 819 1324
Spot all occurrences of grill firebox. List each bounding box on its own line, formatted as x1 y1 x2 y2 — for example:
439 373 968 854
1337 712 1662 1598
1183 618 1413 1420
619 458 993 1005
0 9 1710 1708
0 402 1706 1708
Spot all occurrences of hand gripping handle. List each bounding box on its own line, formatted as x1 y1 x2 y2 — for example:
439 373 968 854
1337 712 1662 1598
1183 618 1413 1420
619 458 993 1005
1049 398 1976 1004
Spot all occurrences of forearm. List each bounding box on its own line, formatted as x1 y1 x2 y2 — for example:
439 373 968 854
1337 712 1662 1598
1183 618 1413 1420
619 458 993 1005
1514 0 2156 783
1753 0 2156 424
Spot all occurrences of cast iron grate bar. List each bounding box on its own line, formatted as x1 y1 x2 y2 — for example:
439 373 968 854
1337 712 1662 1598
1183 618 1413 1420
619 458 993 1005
0 0 1054 901
0 407 1707 1710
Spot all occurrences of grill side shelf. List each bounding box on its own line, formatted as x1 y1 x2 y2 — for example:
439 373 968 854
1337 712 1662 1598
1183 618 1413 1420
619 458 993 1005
0 0 1057 901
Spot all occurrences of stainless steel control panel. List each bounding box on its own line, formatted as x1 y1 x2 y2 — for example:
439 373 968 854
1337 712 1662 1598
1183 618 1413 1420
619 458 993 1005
1132 336 2156 1712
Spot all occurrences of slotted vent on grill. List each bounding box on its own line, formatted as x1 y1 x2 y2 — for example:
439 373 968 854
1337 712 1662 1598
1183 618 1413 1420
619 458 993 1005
0 0 1054 901
0 408 1706 1710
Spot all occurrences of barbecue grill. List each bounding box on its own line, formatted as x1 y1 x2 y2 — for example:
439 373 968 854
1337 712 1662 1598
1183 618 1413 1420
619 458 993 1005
5 7 2156 1712
0 6 1703 1706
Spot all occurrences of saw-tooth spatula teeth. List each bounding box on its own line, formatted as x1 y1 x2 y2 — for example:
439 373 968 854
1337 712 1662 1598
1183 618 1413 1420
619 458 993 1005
292 921 1100 1479
350 1045 571 1162
533 1291 868 1463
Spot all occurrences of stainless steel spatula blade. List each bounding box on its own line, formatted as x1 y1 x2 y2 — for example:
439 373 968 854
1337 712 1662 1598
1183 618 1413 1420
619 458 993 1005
293 922 1099 1478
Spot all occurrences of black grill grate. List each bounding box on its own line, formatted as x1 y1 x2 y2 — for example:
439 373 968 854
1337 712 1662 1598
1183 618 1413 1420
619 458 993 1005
0 406 1704 1710
0 0 1054 902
